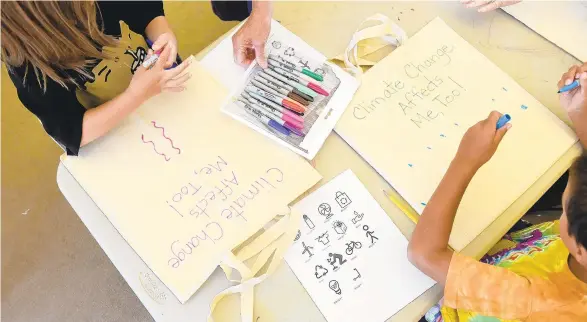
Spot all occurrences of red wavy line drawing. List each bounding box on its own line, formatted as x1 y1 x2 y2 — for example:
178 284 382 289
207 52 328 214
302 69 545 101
141 134 170 161
151 121 181 154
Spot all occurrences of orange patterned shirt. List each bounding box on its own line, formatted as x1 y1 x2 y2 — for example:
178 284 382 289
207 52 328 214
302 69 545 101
443 238 587 321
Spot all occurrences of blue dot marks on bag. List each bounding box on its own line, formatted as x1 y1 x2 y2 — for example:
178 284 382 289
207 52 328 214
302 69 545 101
427 146 432 150
503 87 508 92
454 122 459 126
440 134 446 138
521 104 528 110
408 163 413 168
492 98 496 102
421 202 427 206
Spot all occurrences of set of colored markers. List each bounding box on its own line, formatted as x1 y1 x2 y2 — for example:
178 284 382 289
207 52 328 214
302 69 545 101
235 54 331 137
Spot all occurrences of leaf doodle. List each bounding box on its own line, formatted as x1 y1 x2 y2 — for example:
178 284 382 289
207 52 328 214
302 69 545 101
151 121 181 154
141 134 170 161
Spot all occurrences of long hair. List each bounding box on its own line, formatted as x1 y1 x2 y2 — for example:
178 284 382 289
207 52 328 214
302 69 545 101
1 1 117 90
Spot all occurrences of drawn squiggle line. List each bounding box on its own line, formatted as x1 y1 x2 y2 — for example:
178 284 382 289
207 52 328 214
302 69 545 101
151 121 181 154
141 134 170 161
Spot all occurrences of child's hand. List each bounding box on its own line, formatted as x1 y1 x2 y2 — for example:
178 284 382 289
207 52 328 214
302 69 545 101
232 12 271 68
461 0 522 12
151 32 178 68
455 111 511 170
559 63 587 116
126 47 192 102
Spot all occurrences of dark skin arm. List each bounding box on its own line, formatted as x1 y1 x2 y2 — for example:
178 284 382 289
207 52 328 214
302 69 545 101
558 63 587 148
407 111 510 284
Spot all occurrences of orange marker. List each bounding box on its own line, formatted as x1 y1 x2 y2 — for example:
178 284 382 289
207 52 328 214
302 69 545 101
245 85 306 114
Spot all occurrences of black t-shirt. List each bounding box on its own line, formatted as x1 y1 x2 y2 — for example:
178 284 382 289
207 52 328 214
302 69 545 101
7 1 164 155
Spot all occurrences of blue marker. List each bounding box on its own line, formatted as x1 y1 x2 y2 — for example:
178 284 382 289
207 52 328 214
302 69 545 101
496 114 511 129
558 79 580 93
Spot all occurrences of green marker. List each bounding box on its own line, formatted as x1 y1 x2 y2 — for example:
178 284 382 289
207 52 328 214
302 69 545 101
268 55 324 82
293 83 318 98
301 69 324 82
265 68 318 98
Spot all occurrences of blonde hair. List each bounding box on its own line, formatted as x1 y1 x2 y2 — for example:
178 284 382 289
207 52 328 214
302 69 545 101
1 1 117 89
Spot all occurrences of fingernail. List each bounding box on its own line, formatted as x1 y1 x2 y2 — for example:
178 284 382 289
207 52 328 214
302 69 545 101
565 79 573 85
506 123 512 130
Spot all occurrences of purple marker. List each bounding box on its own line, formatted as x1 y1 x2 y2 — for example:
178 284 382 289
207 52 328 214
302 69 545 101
238 98 304 137
236 101 290 136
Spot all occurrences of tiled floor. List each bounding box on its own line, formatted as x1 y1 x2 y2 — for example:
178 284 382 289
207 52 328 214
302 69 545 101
1 2 236 321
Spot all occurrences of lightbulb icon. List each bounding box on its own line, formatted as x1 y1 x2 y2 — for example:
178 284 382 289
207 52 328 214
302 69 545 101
329 280 341 295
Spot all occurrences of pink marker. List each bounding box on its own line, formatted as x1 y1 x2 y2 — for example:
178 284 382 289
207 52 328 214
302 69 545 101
243 92 304 125
240 96 304 130
272 67 330 96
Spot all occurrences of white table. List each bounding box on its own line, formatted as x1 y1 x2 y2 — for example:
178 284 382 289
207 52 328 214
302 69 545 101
57 2 581 322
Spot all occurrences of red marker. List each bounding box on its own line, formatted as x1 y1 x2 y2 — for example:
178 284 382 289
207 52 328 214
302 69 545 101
243 91 305 124
272 67 330 96
245 86 306 114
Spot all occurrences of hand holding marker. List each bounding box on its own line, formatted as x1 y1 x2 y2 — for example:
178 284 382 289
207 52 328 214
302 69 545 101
558 79 580 94
143 38 178 70
496 114 511 129
142 48 162 69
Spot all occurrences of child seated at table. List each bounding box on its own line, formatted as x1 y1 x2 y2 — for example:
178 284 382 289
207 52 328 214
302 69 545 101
409 63 587 321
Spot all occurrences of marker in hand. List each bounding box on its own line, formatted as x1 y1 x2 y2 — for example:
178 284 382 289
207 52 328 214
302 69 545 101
142 49 162 69
143 38 178 70
496 114 511 129
558 79 580 93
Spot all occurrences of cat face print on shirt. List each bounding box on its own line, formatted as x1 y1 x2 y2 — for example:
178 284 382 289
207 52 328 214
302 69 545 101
76 21 148 109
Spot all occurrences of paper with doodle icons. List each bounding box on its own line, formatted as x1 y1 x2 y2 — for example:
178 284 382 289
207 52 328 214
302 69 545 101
285 170 435 322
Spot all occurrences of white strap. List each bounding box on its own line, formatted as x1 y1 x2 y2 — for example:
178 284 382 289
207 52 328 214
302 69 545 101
336 13 408 76
207 208 301 322
208 252 264 322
